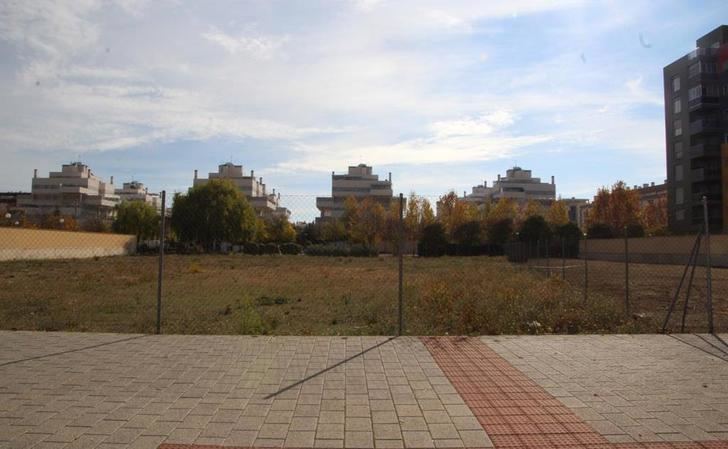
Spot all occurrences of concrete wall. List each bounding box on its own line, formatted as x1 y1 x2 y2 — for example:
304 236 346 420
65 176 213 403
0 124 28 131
580 235 728 267
0 227 136 261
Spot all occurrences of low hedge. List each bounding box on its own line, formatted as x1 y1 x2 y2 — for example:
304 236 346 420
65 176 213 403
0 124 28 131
304 242 378 257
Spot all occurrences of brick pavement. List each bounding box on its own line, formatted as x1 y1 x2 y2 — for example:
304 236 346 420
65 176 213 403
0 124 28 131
1 332 727 449
481 334 728 445
0 332 489 449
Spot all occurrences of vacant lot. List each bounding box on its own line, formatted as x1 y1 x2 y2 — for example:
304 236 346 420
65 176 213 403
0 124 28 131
0 254 723 335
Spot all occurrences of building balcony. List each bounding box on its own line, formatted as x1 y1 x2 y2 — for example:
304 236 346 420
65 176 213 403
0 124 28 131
315 197 335 210
689 119 722 135
691 167 722 183
689 143 722 158
688 96 721 110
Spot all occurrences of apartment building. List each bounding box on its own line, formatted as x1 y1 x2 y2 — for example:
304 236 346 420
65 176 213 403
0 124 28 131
464 167 556 206
316 164 395 220
664 25 728 232
115 181 161 211
193 163 289 217
16 163 119 222
632 181 668 209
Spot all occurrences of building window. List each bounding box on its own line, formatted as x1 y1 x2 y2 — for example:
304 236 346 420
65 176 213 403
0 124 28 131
689 63 700 77
675 164 683 182
676 209 685 221
674 119 682 136
675 187 684 205
688 85 702 101
673 99 682 114
674 141 683 159
672 76 680 92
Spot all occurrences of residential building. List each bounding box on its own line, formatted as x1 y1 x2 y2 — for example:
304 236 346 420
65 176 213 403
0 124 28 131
115 181 161 211
562 197 590 230
193 163 289 218
464 167 556 206
16 163 120 222
316 164 395 220
663 25 728 233
632 181 668 209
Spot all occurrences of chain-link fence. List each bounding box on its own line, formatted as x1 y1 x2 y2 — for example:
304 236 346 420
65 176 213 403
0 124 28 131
0 191 724 336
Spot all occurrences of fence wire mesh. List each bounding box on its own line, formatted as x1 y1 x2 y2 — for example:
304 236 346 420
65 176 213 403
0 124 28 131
0 192 724 335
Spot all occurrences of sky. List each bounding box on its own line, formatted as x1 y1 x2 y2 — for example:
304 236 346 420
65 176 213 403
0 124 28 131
1 0 727 220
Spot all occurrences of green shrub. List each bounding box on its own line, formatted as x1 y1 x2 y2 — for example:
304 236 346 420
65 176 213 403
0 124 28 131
243 242 261 255
261 243 280 255
303 243 377 257
239 299 266 334
280 242 303 255
418 223 448 257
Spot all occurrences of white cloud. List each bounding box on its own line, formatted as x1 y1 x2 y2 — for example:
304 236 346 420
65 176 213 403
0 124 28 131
201 27 288 59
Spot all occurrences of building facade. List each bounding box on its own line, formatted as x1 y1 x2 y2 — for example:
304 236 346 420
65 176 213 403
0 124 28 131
632 181 668 209
316 164 395 220
193 163 289 218
664 25 728 233
115 181 161 211
16 163 119 223
464 167 556 206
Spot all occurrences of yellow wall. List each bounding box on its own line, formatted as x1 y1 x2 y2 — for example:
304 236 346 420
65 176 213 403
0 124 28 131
580 235 728 267
0 227 136 261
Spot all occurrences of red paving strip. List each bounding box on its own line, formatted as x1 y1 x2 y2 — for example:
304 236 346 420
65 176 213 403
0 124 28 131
421 336 728 449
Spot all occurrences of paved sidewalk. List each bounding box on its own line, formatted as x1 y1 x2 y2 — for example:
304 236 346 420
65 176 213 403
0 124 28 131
483 334 728 443
0 331 727 449
0 333 489 449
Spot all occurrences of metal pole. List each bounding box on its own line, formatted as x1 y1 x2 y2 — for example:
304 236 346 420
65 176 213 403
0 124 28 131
703 196 714 334
583 234 588 303
662 233 701 333
561 236 566 280
398 193 404 336
156 190 166 335
624 226 630 315
546 238 551 277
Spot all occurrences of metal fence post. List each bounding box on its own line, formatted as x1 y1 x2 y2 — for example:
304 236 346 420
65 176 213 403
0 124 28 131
156 190 166 335
561 236 566 280
398 193 404 336
703 196 713 333
546 238 551 278
624 226 630 315
583 233 588 303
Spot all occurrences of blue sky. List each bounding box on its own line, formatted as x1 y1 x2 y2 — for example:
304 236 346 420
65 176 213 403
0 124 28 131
1 0 726 220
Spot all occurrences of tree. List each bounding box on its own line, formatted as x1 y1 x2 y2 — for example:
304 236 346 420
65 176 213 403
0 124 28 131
113 201 160 246
486 218 514 245
437 191 476 239
264 215 296 243
518 215 551 243
489 197 517 222
546 200 570 227
320 219 347 242
349 197 386 246
404 193 422 244
418 223 448 257
518 200 542 224
586 181 641 235
171 180 257 250
296 223 321 245
420 198 435 228
641 197 668 235
453 221 483 246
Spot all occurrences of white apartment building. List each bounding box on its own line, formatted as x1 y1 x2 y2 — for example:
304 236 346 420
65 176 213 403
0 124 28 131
193 163 289 217
115 181 162 211
465 167 556 206
17 162 120 222
316 164 395 220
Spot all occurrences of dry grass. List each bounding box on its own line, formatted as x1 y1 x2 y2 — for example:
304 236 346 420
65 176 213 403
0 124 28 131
1 254 721 335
